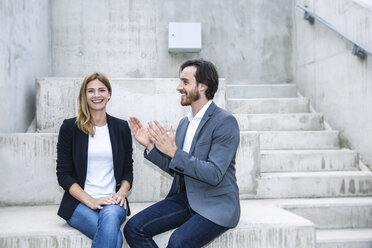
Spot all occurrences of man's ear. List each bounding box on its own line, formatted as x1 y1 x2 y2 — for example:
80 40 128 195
199 83 207 92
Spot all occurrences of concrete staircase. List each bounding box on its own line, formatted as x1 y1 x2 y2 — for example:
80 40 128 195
0 80 371 247
226 84 372 248
0 202 315 248
0 78 318 248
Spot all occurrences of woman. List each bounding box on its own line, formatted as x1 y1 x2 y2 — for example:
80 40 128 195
56 72 133 248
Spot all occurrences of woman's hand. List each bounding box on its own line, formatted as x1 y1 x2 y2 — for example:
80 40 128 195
111 191 127 208
87 196 117 210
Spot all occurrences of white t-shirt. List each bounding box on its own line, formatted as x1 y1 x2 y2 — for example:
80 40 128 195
84 124 116 198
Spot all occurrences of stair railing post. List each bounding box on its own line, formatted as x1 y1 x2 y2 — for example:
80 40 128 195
303 6 314 24
352 44 367 59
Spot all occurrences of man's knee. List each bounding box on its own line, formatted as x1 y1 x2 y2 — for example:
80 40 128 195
123 217 141 239
167 237 183 248
167 231 190 248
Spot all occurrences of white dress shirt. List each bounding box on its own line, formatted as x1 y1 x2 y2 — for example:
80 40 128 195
182 100 213 153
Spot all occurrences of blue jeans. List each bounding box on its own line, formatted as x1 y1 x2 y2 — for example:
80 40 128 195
67 203 127 248
124 192 228 248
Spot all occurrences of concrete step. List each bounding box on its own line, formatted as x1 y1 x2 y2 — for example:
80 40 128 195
226 84 297 98
0 201 315 248
268 197 372 229
36 77 226 133
235 113 324 131
257 171 372 198
249 130 340 150
227 81 290 85
316 228 372 248
226 97 310 114
0 132 260 205
239 198 372 229
261 149 359 172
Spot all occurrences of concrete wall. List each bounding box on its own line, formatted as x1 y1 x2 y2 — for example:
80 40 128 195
0 0 51 132
35 78 226 133
2 0 294 132
51 0 294 84
0 132 259 205
294 0 372 168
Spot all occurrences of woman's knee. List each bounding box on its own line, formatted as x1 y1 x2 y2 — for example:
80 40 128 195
67 203 98 239
100 205 126 222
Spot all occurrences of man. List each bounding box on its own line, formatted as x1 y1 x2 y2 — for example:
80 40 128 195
124 59 240 248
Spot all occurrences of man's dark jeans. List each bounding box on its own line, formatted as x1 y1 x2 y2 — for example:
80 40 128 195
124 192 228 248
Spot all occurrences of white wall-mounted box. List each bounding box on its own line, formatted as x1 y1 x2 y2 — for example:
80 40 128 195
168 22 202 53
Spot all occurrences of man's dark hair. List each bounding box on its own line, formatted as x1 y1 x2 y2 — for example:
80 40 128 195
180 59 219 100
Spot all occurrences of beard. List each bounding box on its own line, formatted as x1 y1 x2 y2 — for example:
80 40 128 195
181 87 200 106
180 86 200 106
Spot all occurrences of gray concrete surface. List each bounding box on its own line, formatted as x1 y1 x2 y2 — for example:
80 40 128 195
234 113 324 131
0 133 59 205
0 201 316 248
256 130 340 150
294 0 372 170
227 98 310 114
285 198 372 229
261 149 359 172
1 0 296 132
0 0 51 132
50 0 294 84
227 84 297 99
0 131 259 205
258 171 372 198
36 78 226 133
248 197 372 229
317 228 372 248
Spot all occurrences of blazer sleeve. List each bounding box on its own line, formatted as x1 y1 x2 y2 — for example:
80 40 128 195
144 146 174 176
120 121 134 187
56 119 78 192
169 115 240 186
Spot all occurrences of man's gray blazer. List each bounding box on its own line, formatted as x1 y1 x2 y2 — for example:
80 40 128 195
145 102 240 228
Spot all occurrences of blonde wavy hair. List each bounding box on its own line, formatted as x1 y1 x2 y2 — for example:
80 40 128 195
76 72 112 137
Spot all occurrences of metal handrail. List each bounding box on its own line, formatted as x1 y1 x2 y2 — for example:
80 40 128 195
297 4 372 59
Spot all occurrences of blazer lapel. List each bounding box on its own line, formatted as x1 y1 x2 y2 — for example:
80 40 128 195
107 114 118 172
77 128 89 184
170 118 189 195
175 118 189 149
189 102 216 154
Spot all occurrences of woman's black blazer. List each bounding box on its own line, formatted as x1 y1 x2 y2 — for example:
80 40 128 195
56 114 133 220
